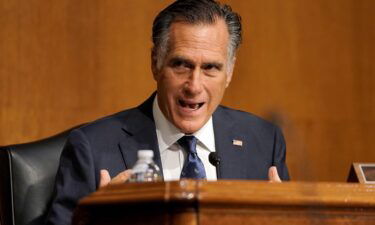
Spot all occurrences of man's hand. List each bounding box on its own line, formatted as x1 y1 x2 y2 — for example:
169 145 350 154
268 166 282 182
99 169 132 188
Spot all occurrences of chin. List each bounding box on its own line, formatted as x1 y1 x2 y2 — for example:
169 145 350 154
179 128 197 135
176 120 205 134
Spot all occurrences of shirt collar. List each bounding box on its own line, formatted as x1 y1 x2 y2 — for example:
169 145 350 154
152 95 215 153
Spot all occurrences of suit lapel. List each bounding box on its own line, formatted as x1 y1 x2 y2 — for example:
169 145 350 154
213 107 247 179
119 96 249 180
119 93 164 176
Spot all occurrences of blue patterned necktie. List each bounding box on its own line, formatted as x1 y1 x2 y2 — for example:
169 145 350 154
178 136 206 179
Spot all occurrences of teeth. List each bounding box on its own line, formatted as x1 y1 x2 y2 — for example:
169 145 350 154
188 104 199 109
179 100 202 110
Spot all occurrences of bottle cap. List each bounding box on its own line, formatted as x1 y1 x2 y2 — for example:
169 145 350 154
138 150 154 159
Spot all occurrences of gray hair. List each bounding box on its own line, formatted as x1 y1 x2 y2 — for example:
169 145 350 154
152 0 242 71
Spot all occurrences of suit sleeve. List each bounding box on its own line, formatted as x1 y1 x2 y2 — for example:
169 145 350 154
272 126 290 181
45 129 97 225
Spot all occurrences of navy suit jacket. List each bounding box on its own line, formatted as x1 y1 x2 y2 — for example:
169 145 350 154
46 93 289 225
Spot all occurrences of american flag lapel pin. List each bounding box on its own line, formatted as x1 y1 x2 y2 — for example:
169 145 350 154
232 139 243 147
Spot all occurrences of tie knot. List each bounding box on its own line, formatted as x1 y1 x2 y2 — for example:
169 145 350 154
178 136 197 154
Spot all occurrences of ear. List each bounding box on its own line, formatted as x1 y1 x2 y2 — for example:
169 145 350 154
225 57 236 88
151 49 159 81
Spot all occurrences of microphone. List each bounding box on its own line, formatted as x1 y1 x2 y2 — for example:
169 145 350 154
209 152 221 167
209 152 221 178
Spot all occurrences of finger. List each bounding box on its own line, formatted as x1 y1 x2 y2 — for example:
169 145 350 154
268 166 282 183
109 169 133 185
99 169 111 188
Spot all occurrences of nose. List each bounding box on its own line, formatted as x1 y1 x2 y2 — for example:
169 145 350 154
183 68 203 96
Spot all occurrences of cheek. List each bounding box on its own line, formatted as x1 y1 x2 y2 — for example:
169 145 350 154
157 72 173 91
160 70 177 84
206 79 227 105
157 74 181 103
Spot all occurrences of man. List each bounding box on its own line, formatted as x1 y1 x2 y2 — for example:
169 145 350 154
46 0 289 225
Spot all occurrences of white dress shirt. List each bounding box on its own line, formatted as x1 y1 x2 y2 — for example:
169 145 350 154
152 96 217 181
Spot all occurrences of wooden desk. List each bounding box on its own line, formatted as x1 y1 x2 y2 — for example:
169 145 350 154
74 180 375 225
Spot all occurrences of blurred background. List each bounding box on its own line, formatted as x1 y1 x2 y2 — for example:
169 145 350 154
1 0 374 182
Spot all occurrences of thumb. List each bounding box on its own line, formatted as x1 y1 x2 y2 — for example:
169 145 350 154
268 166 282 183
99 169 111 188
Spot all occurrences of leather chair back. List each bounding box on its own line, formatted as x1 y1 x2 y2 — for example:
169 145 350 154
0 126 77 225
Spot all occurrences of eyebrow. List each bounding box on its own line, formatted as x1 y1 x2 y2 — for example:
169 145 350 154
169 56 223 70
202 62 223 70
168 56 194 67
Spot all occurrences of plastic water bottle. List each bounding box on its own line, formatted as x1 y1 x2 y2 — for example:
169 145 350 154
129 150 162 182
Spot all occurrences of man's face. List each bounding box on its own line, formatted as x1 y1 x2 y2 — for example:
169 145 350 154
153 19 234 134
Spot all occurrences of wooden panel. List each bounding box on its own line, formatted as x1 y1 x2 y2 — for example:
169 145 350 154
0 0 167 144
200 209 375 225
1 0 374 182
75 180 375 225
221 0 375 181
82 180 375 207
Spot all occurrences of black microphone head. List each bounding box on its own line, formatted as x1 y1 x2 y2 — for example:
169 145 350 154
209 152 221 166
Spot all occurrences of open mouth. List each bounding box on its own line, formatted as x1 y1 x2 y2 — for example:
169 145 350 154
178 99 204 110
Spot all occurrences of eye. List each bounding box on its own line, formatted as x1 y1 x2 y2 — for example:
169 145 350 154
203 64 215 70
202 63 223 77
171 60 184 68
202 63 222 71
169 58 194 73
